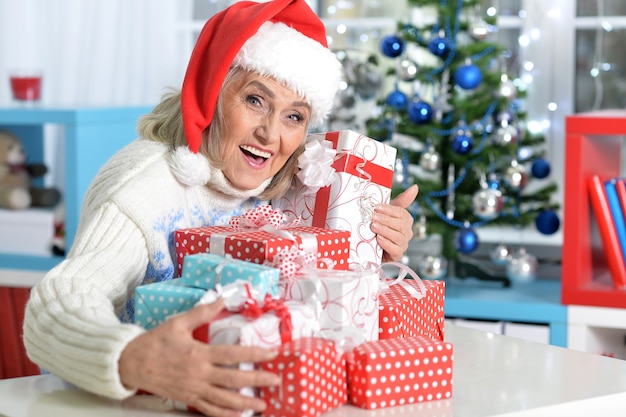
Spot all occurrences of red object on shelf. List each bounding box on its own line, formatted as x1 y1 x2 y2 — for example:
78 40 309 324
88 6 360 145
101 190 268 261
563 110 626 308
9 76 41 101
587 175 626 289
0 287 40 379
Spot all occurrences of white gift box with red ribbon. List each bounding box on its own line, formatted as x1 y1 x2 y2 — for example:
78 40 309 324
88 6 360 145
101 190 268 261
272 130 397 266
280 268 381 342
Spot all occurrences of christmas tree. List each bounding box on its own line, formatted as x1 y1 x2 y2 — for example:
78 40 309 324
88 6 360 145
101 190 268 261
366 0 559 282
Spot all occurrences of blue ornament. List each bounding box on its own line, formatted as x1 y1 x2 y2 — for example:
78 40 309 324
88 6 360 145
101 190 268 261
535 209 560 235
454 64 483 89
531 158 551 179
455 227 479 254
386 89 408 111
451 132 474 154
428 36 451 57
408 100 433 124
380 35 405 58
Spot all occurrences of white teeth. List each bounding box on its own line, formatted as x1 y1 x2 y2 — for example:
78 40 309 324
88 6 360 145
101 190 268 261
240 145 271 159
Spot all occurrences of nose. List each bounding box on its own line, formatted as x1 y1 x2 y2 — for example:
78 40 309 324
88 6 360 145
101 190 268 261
256 113 281 144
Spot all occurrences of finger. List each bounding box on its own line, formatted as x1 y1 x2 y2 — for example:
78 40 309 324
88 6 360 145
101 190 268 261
389 184 419 209
192 389 268 417
208 363 281 389
169 299 226 332
209 344 279 365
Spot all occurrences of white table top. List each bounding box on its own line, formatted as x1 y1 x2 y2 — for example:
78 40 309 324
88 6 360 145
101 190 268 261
1 325 626 416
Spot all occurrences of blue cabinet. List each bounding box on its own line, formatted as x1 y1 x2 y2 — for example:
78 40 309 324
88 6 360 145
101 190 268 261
0 106 153 271
445 277 568 347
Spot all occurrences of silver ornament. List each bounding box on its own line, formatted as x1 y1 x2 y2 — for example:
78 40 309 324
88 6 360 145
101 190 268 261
493 122 518 146
397 58 419 82
470 20 491 41
393 158 406 186
503 159 528 190
418 255 448 280
472 187 503 220
490 242 511 266
419 145 441 172
412 215 427 240
506 248 538 284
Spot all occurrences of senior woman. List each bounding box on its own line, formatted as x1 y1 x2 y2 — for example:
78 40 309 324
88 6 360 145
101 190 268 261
23 1 418 416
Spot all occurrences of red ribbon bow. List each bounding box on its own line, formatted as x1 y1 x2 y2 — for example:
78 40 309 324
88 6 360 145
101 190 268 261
240 284 293 344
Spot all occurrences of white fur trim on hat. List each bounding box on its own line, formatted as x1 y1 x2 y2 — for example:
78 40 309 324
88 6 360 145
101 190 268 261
233 21 342 128
168 146 212 186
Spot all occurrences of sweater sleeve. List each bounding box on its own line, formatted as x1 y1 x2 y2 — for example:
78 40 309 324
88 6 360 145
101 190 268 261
23 201 150 400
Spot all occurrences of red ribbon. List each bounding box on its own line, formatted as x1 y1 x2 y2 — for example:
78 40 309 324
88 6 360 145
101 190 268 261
240 285 293 344
7 163 26 175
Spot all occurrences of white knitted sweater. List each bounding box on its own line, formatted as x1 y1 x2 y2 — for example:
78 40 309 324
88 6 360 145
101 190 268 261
23 138 269 399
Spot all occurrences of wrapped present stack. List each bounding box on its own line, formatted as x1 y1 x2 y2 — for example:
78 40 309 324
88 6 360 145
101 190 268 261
133 131 452 416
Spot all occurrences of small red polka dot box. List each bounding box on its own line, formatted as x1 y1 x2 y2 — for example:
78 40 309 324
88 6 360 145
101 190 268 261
272 130 397 267
378 278 446 341
346 336 453 409
174 207 351 277
260 337 348 417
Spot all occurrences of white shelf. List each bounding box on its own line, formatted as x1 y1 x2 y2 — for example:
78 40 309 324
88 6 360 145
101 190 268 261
568 305 626 359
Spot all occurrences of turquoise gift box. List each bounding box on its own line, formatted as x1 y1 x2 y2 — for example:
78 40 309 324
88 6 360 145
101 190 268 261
179 253 280 297
134 253 280 329
134 279 204 330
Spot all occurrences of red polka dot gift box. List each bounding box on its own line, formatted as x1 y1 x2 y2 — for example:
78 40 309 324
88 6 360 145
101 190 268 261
174 206 351 277
272 130 397 267
378 278 445 341
259 337 348 417
346 336 453 409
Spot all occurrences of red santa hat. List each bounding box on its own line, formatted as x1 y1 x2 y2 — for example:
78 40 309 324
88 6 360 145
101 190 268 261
181 0 342 155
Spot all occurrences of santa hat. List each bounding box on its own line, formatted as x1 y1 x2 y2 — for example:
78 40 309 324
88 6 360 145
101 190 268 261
181 0 342 156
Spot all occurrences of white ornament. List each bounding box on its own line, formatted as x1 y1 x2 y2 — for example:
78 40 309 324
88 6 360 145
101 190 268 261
419 144 441 172
503 159 528 190
472 187 503 220
490 243 511 266
506 248 538 284
418 255 448 280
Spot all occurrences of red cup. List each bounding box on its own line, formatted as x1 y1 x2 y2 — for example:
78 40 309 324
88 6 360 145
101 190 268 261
9 71 42 101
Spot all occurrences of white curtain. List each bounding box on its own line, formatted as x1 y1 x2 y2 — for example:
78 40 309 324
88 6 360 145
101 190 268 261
0 0 184 106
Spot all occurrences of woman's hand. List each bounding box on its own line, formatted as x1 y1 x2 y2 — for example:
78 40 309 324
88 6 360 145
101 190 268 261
119 298 280 417
371 184 419 263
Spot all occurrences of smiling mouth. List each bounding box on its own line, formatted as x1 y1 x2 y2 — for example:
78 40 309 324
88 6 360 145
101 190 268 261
240 145 271 164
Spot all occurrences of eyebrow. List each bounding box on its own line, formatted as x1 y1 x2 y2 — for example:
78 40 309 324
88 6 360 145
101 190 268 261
248 80 310 110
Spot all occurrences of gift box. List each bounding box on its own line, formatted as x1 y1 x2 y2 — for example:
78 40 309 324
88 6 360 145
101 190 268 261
134 279 206 330
192 297 319 349
180 252 280 297
347 336 453 409
260 337 347 417
281 268 380 341
272 130 397 266
378 278 445 341
174 207 351 276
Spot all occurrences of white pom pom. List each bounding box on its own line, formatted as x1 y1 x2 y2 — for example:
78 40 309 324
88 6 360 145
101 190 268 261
168 146 212 186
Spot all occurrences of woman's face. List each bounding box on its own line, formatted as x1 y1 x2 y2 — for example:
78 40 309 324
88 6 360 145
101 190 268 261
219 71 310 191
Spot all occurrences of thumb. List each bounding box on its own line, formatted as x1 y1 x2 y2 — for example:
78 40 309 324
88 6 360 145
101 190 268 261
390 184 419 209
175 298 226 331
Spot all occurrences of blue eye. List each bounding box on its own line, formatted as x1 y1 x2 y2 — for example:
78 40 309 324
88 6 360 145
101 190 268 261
247 95 261 105
289 113 303 122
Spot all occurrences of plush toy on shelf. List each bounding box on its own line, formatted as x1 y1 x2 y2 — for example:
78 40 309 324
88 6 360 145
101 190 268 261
0 130 61 210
